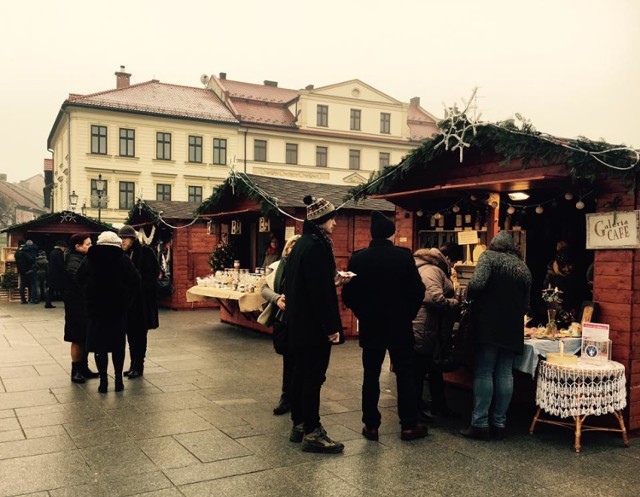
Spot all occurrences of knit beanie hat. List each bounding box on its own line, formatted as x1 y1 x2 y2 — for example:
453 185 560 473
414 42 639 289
370 211 395 239
117 225 137 239
97 231 122 248
304 195 336 224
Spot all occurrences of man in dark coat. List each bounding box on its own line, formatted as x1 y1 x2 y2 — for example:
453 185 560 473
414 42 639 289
285 195 346 453
14 240 33 304
118 225 161 379
22 240 39 303
342 211 428 441
460 231 531 440
47 240 68 304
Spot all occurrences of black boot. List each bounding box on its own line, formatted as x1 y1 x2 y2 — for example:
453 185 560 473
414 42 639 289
82 360 100 380
98 374 108 393
115 375 124 392
127 359 143 379
273 393 290 415
71 362 85 384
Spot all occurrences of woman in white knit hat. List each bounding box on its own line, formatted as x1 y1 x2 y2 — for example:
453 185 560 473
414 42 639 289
77 231 140 393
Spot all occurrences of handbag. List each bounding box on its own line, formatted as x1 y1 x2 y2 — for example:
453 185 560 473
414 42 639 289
452 300 474 371
156 274 175 300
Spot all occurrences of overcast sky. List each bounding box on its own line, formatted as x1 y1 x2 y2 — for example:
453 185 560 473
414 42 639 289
1 0 638 183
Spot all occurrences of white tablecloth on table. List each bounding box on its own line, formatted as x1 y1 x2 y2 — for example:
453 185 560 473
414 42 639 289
186 285 265 312
514 338 582 377
536 359 627 418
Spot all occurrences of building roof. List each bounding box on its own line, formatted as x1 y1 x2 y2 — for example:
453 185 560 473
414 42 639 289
231 100 296 127
65 80 239 123
0 179 44 212
216 78 299 104
1 211 114 234
199 173 394 216
141 200 200 219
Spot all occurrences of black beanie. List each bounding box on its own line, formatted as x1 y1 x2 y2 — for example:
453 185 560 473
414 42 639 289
370 211 395 239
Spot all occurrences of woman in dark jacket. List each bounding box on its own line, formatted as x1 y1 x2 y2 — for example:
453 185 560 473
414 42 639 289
118 225 161 379
412 248 459 419
261 234 300 416
461 231 531 440
78 231 140 393
64 233 98 384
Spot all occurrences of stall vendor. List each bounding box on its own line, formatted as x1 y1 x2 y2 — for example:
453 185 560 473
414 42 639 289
543 244 587 328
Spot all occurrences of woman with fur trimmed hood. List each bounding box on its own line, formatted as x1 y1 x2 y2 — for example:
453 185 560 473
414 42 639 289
412 248 460 420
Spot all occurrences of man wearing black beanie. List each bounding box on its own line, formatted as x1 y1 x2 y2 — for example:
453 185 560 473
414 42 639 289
342 211 429 441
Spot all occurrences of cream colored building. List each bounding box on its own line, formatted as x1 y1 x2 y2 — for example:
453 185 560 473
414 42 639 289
48 68 438 224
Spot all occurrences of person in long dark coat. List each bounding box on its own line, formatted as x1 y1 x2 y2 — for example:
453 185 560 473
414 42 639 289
118 225 161 379
77 231 140 393
342 211 428 441
14 240 32 304
47 240 68 304
460 231 531 440
64 233 98 383
284 195 348 454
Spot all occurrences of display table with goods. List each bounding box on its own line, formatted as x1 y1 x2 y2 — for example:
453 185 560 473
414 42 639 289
529 358 629 453
186 270 270 333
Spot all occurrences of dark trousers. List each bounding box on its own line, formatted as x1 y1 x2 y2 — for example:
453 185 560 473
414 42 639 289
95 349 125 378
363 347 419 429
414 350 446 412
291 342 331 433
29 271 39 303
127 327 149 363
19 272 29 303
282 351 294 396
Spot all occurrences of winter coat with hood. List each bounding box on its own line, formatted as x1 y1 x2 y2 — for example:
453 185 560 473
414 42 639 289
284 220 343 349
47 247 67 291
466 231 532 354
412 248 459 355
342 239 425 350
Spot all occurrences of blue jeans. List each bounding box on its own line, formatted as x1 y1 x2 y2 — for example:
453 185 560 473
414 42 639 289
471 345 515 428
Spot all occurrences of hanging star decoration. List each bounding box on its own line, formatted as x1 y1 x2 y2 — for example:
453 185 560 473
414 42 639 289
435 87 482 162
60 211 77 223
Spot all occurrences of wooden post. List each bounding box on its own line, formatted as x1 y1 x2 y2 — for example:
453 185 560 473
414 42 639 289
487 192 500 242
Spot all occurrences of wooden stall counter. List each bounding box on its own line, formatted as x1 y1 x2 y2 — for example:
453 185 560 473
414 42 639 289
186 285 271 334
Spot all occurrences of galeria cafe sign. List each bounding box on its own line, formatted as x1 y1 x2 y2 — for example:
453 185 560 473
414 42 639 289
586 210 640 249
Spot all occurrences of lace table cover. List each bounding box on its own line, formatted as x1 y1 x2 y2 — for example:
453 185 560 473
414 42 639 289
536 359 627 418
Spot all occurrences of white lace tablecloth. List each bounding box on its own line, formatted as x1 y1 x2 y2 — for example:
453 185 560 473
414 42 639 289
185 286 265 312
536 359 627 418
515 338 582 377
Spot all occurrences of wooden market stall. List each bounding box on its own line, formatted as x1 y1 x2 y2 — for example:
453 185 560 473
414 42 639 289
195 173 395 337
352 120 640 430
1 211 115 301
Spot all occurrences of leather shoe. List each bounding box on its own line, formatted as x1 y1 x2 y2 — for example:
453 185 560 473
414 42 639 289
491 425 506 440
361 426 379 441
44 304 56 308
127 369 142 379
459 425 490 441
273 398 290 415
400 424 428 441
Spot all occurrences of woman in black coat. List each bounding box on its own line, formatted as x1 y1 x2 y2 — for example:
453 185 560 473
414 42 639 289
78 231 140 393
64 233 98 384
118 225 161 379
460 231 531 440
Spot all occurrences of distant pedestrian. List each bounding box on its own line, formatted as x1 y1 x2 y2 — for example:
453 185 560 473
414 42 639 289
118 225 161 380
78 231 140 393
47 240 68 303
64 233 99 383
285 195 349 453
342 211 428 442
23 240 39 303
460 231 531 441
14 240 33 304
34 250 52 307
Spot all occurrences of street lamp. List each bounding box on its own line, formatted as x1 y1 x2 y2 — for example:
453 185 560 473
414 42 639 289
81 202 87 216
95 174 106 222
69 190 79 211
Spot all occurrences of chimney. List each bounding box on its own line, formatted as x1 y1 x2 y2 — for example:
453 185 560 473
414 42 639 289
264 80 278 87
219 72 227 80
410 96 420 107
305 84 314 90
115 65 131 89
0 173 7 182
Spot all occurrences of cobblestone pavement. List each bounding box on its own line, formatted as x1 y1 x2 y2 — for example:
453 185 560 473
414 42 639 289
0 300 638 497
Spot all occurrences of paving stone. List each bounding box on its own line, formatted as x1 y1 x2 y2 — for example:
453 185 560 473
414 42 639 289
164 455 272 486
137 436 200 469
80 442 158 480
175 429 253 463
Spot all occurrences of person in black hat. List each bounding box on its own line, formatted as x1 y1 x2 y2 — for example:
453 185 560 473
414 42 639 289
342 211 428 441
284 195 347 453
118 225 161 379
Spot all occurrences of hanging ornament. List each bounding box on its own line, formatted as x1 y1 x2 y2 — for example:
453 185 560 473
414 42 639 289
507 206 516 215
452 205 460 213
470 194 477 201
434 212 442 220
535 205 544 214
576 200 585 210
416 209 424 217
564 192 574 201
60 211 77 223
